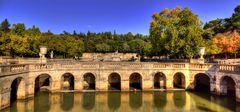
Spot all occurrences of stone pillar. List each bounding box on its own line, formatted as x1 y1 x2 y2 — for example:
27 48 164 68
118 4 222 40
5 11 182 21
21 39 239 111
96 80 108 91
236 85 240 102
17 80 27 99
0 88 10 110
27 77 35 98
210 79 216 94
166 79 173 89
121 79 129 91
142 78 152 90
96 73 108 91
74 76 82 91
50 80 61 92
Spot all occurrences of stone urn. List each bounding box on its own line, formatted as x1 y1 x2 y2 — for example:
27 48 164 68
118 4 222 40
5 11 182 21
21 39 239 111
40 46 47 59
198 47 205 59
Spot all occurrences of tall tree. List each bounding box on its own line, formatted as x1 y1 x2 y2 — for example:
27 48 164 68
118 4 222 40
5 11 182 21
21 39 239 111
150 7 204 58
0 19 10 32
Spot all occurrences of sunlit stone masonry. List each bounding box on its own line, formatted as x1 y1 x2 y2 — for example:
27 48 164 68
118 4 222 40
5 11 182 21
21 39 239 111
1 60 240 110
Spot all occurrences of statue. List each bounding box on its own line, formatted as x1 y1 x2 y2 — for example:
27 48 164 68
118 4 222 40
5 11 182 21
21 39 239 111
50 51 54 59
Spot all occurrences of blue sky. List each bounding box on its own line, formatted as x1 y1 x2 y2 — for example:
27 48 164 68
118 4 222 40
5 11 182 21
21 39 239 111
0 0 240 35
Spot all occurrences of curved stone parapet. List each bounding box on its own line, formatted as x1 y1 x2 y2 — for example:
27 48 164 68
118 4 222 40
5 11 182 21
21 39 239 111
1 62 240 110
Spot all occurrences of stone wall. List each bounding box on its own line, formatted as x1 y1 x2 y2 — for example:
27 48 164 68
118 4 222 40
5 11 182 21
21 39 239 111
1 62 240 110
81 53 138 61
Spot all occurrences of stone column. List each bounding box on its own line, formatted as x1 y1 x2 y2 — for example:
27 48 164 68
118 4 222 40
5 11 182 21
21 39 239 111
236 85 240 102
142 75 152 90
166 79 173 89
26 76 35 98
74 76 82 91
96 73 108 91
121 78 129 91
17 79 27 99
210 79 216 94
50 80 61 92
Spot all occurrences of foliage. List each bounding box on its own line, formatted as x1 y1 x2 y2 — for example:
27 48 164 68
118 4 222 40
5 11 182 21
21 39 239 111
150 6 204 58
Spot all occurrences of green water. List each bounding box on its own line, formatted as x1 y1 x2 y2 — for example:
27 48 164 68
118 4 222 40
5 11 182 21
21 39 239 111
5 91 240 112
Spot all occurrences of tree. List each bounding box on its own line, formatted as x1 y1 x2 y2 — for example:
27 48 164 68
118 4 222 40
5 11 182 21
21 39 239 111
150 6 204 58
96 43 110 53
0 19 10 32
11 23 26 36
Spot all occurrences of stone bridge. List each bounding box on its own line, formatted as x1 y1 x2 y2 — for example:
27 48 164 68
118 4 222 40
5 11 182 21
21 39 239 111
0 62 240 110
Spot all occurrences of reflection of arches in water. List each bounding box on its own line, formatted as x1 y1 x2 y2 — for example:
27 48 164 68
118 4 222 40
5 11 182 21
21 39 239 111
220 76 236 96
154 72 166 89
34 92 50 112
83 73 96 90
129 92 142 109
173 73 185 89
129 73 142 90
10 77 25 104
61 93 74 111
61 73 74 90
108 92 121 110
173 92 186 108
194 73 210 92
35 74 52 93
108 73 121 90
82 92 96 110
153 92 167 108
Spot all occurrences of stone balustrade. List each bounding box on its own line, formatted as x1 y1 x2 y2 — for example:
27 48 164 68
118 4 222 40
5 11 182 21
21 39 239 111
1 62 238 75
219 65 240 73
189 64 213 70
0 64 28 76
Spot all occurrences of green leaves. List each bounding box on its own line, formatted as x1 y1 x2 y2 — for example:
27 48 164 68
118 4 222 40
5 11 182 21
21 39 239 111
150 6 204 59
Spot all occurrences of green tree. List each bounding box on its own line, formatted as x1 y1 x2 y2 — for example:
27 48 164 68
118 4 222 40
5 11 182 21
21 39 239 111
96 43 110 53
150 7 204 58
0 19 10 32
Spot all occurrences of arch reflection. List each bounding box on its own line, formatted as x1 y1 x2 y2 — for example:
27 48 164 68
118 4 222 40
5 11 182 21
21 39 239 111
173 91 186 108
153 92 167 108
61 93 74 111
108 92 121 111
82 92 96 110
129 92 142 109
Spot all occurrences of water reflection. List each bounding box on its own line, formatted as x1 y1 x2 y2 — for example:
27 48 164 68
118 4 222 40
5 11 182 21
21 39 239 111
108 92 121 111
129 92 142 110
173 91 186 108
7 91 240 112
153 92 167 108
61 92 74 111
82 92 95 110
34 91 50 112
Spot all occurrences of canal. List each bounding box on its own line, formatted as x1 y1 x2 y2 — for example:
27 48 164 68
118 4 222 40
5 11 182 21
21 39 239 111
6 91 239 112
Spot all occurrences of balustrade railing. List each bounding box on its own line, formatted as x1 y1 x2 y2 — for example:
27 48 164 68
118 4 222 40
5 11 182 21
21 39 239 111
2 62 240 76
219 65 240 73
0 64 28 75
190 64 213 70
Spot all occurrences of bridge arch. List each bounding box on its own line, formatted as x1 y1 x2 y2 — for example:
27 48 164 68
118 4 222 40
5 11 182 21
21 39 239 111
220 75 236 96
108 72 121 91
10 77 25 104
61 73 74 90
194 73 210 92
153 72 166 89
35 74 52 93
173 72 185 89
129 72 142 90
83 72 96 90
